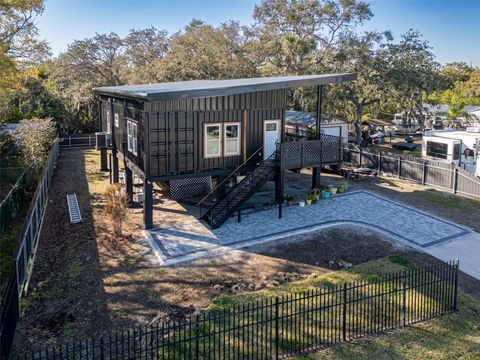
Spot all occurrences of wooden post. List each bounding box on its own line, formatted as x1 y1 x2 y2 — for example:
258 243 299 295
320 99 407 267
377 153 381 174
397 157 402 179
143 179 153 230
359 147 363 167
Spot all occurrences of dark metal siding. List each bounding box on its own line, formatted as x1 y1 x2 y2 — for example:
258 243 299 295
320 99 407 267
147 107 285 177
98 96 147 173
145 90 286 112
101 90 286 178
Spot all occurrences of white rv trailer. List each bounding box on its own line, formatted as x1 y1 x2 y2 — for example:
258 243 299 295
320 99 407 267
422 127 480 176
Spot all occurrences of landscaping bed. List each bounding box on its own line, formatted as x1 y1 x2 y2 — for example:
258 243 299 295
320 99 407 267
14 149 480 355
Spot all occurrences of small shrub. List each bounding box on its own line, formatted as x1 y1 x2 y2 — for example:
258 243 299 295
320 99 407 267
104 183 129 238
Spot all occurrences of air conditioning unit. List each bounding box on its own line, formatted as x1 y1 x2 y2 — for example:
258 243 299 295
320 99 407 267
95 132 111 149
133 192 144 203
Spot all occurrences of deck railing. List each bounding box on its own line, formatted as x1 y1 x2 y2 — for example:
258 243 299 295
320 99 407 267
280 133 343 168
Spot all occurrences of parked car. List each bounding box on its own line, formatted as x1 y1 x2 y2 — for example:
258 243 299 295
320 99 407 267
392 142 417 151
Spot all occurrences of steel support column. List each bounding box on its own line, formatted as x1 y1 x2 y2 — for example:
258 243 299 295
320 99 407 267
125 167 133 201
112 149 119 184
276 168 284 218
100 149 108 172
312 85 323 189
143 179 153 230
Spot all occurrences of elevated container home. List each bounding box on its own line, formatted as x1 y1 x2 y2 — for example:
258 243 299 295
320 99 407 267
93 73 356 229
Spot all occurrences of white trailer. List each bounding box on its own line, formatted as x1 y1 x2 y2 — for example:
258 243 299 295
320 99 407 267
422 127 480 176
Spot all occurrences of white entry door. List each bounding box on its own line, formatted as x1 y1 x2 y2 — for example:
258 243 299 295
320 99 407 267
263 120 281 160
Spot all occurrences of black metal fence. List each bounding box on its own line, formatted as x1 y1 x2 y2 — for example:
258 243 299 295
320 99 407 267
58 134 95 148
0 141 59 360
0 167 29 234
344 144 480 200
17 261 458 360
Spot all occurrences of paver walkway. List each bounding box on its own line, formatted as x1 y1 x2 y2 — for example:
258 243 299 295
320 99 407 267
146 190 472 267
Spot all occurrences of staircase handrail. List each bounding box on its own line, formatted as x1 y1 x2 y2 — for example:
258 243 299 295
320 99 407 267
196 146 264 208
210 143 280 217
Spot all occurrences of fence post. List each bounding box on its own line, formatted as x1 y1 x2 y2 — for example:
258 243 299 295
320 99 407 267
397 157 402 179
342 283 347 341
377 153 381 174
89 135 92 147
453 167 458 194
100 336 104 360
422 161 427 185
195 313 200 360
454 260 459 311
301 141 304 168
359 147 363 167
68 136 71 148
275 297 279 360
402 271 407 327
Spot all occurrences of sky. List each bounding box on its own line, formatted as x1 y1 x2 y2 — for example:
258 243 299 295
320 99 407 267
37 0 480 67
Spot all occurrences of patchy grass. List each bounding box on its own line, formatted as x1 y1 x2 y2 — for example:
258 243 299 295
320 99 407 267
294 293 480 359
210 255 416 311
209 255 480 359
414 189 480 212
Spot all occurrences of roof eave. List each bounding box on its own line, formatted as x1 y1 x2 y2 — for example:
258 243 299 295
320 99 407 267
94 73 357 102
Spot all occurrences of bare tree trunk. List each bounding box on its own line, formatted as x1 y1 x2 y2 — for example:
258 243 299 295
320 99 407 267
354 106 363 146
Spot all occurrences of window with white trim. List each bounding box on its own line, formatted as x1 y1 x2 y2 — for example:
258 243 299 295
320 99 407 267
114 113 119 127
106 110 111 134
127 120 138 156
204 124 221 158
224 123 241 156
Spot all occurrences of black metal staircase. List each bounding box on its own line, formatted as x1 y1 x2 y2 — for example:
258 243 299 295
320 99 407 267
201 150 279 229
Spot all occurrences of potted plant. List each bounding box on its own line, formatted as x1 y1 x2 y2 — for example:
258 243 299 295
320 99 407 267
286 195 296 206
329 185 338 195
305 194 313 206
299 197 305 207
323 189 331 199
337 181 349 193
312 193 320 203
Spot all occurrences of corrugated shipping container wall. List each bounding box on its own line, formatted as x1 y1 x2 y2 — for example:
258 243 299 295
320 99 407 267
145 90 286 112
147 90 286 178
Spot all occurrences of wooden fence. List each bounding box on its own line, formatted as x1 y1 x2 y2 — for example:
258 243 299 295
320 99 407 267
0 141 60 360
15 262 458 360
344 145 480 200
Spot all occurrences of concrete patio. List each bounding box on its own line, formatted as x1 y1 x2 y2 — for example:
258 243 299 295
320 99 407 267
145 190 473 271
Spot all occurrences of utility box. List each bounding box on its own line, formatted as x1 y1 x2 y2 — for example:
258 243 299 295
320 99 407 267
95 132 110 150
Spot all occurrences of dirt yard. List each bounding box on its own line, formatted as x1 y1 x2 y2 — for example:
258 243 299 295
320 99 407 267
14 149 480 353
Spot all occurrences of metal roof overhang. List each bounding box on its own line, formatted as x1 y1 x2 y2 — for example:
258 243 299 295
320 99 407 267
93 73 356 102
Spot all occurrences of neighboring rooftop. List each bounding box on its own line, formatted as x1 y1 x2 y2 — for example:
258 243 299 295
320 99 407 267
423 104 480 115
93 73 356 102
285 110 346 127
